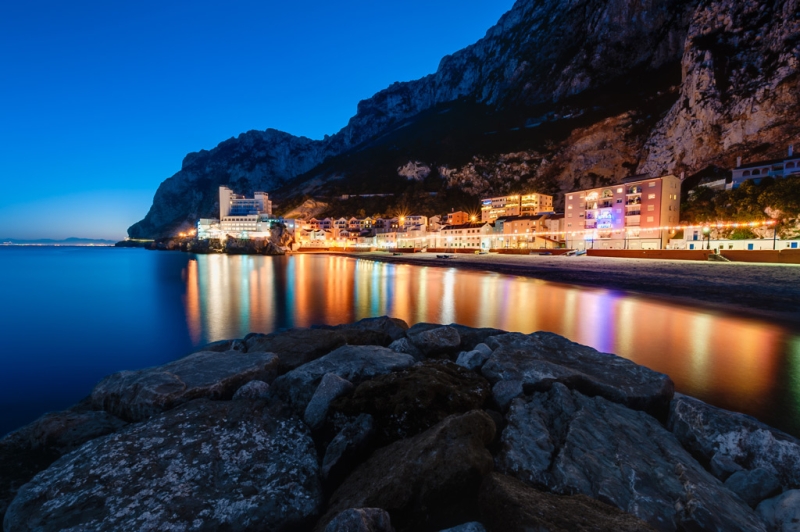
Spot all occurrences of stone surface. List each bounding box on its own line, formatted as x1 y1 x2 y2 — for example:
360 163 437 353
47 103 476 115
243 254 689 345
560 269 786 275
4 399 322 532
479 472 655 532
756 490 800 532
407 326 461 358
447 326 504 352
456 349 491 371
725 468 782 508
668 393 800 488
710 451 745 481
318 410 496 532
335 316 409 342
387 338 423 360
196 338 246 353
271 345 415 414
330 361 490 446
91 350 280 421
481 332 674 416
497 384 764 531
322 414 377 487
438 523 486 532
305 373 354 431
0 403 127 525
324 508 394 532
244 328 351 372
232 379 270 400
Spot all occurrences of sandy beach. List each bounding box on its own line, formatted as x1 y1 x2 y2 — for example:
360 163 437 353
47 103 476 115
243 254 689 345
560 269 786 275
328 251 800 325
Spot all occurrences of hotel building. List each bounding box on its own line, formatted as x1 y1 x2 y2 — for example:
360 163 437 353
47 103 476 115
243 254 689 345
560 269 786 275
564 175 681 250
217 186 278 235
480 193 553 222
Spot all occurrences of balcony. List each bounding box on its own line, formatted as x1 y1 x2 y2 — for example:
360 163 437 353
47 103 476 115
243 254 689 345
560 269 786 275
626 187 643 195
626 210 641 216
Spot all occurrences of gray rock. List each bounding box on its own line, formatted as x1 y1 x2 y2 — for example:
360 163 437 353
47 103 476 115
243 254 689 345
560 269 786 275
479 472 655 532
725 468 782 508
455 349 490 371
472 343 492 357
196 338 246 353
245 328 350 372
324 508 394 532
271 345 415 413
710 451 745 481
232 379 270 400
407 326 461 358
438 522 486 532
497 383 765 531
447 325 504 351
335 316 409 342
4 399 322 532
668 393 800 488
305 373 354 431
318 410 496 532
756 490 800 532
91 350 280 421
387 338 423 360
322 414 376 486
481 332 674 416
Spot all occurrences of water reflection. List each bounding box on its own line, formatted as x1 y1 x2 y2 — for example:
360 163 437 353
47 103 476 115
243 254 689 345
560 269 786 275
184 254 800 436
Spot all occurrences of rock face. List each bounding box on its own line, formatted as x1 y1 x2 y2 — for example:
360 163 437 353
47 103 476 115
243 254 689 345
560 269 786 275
667 393 800 488
324 508 394 532
479 472 655 532
270 345 415 414
497 384 765 531
756 490 800 532
407 326 462 359
481 332 674 416
321 414 377 487
305 373 355 431
91 350 280 421
4 399 322 532
725 468 782 508
244 328 365 373
330 361 490 445
232 379 270 400
318 410 496 532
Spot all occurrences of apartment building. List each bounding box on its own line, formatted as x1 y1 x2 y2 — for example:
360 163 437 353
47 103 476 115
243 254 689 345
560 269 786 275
564 175 681 250
440 222 494 250
480 193 553 222
729 146 800 189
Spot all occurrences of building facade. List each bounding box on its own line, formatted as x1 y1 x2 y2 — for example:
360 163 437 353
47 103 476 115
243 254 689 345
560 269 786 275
564 175 682 250
729 146 800 189
480 193 553 222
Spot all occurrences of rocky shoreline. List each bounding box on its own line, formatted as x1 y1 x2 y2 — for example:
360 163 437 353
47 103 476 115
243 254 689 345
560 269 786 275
3 318 799 531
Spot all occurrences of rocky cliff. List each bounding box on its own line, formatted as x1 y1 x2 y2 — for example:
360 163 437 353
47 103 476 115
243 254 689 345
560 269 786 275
130 0 800 238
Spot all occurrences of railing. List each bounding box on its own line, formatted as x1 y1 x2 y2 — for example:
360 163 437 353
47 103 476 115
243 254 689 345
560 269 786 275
626 211 641 216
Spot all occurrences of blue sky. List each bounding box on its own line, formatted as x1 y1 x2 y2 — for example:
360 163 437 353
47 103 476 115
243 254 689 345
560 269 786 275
0 0 514 240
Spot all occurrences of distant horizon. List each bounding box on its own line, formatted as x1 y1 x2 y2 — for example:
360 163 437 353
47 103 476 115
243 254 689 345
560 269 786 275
0 0 514 241
0 236 119 244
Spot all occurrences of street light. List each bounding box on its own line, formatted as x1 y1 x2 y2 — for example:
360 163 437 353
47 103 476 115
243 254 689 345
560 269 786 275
703 226 711 250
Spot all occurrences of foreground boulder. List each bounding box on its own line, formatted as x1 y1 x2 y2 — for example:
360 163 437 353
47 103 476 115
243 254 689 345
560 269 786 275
668 393 800 488
481 332 674 416
91 350 280 421
497 384 765 531
4 399 322 532
479 472 654 531
330 361 490 445
0 402 126 524
271 345 415 414
324 508 394 532
318 410 496 532
756 490 800 532
244 328 353 372
333 316 410 342
407 325 461 358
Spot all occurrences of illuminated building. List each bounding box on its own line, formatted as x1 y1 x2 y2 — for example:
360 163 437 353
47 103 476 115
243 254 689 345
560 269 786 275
480 193 553 222
440 222 494 250
564 174 682 250
447 211 470 225
494 213 566 248
218 186 275 234
729 145 799 189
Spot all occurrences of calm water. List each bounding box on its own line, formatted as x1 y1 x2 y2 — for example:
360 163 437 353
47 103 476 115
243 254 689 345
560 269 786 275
1 247 800 438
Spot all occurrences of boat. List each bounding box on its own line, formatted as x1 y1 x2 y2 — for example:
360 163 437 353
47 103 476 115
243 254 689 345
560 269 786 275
436 254 454 259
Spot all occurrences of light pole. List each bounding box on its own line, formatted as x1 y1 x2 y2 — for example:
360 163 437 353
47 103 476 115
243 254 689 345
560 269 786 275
703 226 711 251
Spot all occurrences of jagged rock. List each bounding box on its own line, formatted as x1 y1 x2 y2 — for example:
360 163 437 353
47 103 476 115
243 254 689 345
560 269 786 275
271 345 415 414
232 379 270 400
448 326 504 351
497 384 765 531
335 316 409 342
481 332 674 416
322 414 376 487
324 508 394 532
668 393 800 488
244 329 349 372
479 472 655 532
407 326 461 358
387 338 423 360
725 468 782 508
756 490 800 532
438 523 486 532
91 350 280 421
710 451 745 481
318 410 496 532
330 361 490 445
456 347 491 371
305 373 354 431
0 403 127 525
196 338 246 353
4 399 322 532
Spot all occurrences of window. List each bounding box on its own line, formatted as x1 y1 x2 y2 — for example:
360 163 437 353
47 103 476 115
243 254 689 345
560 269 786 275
568 213 573 218
648 194 656 200
647 216 654 222
567 223 572 228
752 169 760 176
568 205 573 209
568 195 573 200
649 182 656 188
647 205 655 211
616 199 623 203
617 188 623 193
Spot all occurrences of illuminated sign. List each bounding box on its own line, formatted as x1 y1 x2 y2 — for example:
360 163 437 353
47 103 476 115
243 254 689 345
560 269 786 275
596 211 613 220
482 200 492 206
597 221 613 229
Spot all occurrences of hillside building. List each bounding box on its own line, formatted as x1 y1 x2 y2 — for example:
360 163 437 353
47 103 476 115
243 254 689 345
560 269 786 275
480 193 553 222
728 146 800 189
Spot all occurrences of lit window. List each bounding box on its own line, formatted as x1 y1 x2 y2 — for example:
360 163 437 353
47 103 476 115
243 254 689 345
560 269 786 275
649 182 656 187
647 205 655 211
568 195 573 200
568 205 573 209
647 216 654 222
648 194 656 199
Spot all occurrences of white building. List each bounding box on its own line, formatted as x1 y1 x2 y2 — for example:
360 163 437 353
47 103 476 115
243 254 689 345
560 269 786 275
729 146 800 189
480 193 553 222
